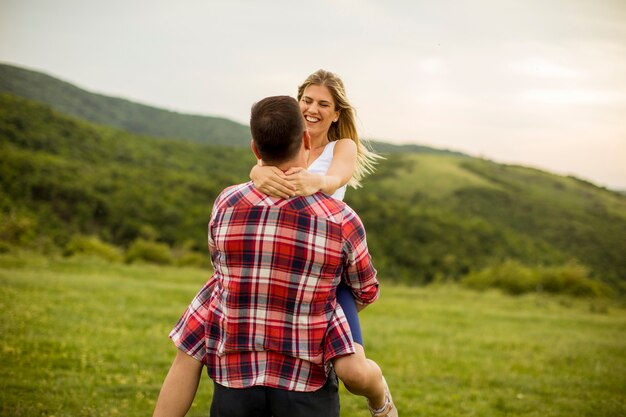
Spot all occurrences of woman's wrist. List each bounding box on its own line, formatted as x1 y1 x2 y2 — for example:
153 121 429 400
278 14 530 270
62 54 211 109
320 175 341 194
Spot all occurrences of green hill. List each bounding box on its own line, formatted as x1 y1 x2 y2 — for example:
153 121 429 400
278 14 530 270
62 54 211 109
348 153 626 288
1 94 625 291
368 140 467 156
0 62 251 146
0 62 464 156
0 93 254 250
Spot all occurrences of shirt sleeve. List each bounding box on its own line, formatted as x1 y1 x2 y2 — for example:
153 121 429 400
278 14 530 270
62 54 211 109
341 208 379 305
169 278 216 364
208 187 231 263
172 189 226 361
207 193 222 258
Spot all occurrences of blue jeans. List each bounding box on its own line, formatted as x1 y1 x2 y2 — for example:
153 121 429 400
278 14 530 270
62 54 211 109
336 282 363 346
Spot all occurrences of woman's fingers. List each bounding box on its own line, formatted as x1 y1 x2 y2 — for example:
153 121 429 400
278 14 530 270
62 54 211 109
284 167 305 176
285 170 323 196
269 184 294 199
257 178 296 198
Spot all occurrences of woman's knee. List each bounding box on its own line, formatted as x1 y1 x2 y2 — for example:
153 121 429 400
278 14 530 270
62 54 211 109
334 356 371 390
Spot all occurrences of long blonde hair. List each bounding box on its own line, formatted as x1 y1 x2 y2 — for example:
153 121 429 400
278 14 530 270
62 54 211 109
297 69 381 188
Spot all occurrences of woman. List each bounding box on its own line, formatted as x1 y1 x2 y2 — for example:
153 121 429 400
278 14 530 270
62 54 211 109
251 69 397 417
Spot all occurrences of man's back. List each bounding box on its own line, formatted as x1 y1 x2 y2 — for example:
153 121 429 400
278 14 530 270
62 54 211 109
171 182 378 392
208 183 347 361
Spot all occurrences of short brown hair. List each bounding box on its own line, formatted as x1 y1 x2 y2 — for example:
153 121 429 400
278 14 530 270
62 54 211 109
250 96 304 165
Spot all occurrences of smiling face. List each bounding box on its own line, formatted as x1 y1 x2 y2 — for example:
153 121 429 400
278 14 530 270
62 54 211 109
299 84 340 142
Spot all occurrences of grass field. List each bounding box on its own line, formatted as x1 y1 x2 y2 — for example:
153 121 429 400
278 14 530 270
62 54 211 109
1 253 625 417
372 154 499 200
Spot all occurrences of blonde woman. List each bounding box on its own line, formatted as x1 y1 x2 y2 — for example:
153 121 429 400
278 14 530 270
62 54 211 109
251 69 397 417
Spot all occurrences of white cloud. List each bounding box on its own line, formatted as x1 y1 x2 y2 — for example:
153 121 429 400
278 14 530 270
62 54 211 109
510 58 582 79
1 0 625 188
520 89 626 105
417 58 444 75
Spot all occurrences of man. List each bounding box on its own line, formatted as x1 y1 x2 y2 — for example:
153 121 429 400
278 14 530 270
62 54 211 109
153 96 380 417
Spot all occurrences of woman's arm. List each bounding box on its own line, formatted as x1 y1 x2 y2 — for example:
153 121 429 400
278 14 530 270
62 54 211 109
321 138 357 194
250 162 296 198
284 139 358 196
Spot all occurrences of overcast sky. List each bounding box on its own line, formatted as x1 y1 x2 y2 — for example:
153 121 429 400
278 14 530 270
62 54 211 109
1 0 625 189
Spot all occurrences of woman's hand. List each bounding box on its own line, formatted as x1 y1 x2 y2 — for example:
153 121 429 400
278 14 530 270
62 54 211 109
250 165 296 198
284 168 326 196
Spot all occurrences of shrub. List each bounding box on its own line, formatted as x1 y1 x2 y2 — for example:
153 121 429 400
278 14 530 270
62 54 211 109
63 235 123 262
461 259 613 298
461 260 539 295
176 251 211 268
170 239 211 268
0 212 36 245
138 224 159 241
540 262 613 297
125 238 173 265
0 240 10 253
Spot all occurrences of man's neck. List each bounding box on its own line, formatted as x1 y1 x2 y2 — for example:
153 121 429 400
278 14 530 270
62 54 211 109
264 153 308 172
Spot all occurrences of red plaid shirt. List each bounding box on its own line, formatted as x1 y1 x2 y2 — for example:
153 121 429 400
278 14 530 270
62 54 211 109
170 182 379 392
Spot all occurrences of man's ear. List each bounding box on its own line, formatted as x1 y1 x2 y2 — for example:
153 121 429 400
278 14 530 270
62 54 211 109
251 139 262 160
303 130 311 151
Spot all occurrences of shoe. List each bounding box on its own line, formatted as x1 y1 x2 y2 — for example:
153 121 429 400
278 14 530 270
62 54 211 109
368 376 398 417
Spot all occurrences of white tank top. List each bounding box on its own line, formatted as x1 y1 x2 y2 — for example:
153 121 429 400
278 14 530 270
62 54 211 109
307 141 347 201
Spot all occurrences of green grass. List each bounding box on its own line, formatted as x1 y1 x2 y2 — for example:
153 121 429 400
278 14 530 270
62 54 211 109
1 253 625 416
373 154 498 199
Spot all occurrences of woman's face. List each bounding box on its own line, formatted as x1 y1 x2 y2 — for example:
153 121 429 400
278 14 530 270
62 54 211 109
299 84 340 140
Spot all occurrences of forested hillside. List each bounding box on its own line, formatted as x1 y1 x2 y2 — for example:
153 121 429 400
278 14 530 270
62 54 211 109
0 62 463 156
347 153 626 288
0 94 253 251
2 94 625 292
0 63 251 146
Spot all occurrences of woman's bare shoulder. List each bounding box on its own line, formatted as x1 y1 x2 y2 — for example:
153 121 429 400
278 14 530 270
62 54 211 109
334 138 357 151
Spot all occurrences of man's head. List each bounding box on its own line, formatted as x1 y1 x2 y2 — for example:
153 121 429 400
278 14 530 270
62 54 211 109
250 96 307 166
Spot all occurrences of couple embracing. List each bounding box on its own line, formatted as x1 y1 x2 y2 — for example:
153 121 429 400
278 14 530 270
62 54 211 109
153 70 398 417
